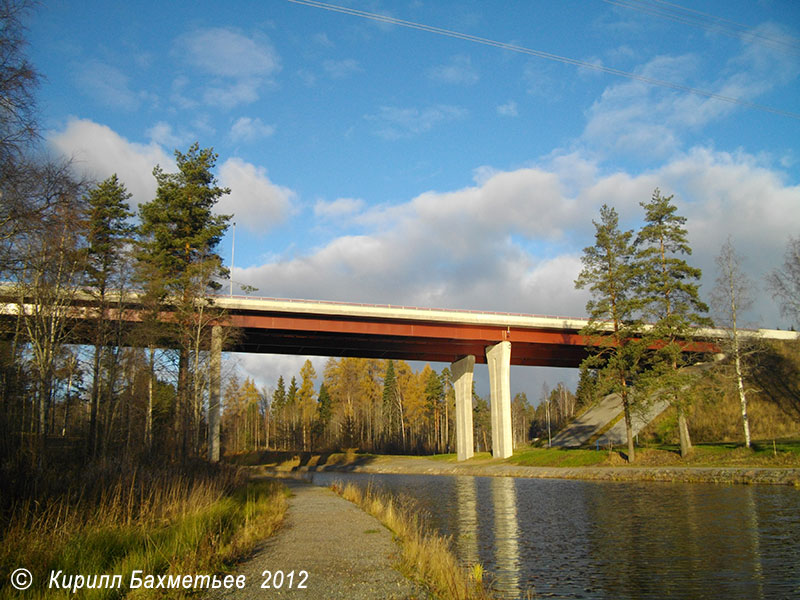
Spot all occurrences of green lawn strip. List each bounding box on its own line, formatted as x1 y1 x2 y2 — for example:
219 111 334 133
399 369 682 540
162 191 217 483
508 447 610 468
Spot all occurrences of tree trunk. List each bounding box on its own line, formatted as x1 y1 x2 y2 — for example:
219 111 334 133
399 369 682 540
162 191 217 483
145 347 154 453
89 346 102 456
677 408 692 457
735 351 751 448
622 382 635 463
177 347 189 460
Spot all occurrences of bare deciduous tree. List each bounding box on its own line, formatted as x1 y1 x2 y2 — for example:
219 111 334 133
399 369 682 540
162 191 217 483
767 236 800 329
0 0 39 167
711 238 756 448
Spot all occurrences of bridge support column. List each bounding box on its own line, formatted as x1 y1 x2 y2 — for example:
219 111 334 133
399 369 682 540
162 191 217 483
486 341 513 459
208 325 222 462
452 355 475 462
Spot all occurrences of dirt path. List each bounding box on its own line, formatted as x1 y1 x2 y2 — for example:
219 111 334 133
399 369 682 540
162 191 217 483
206 479 421 600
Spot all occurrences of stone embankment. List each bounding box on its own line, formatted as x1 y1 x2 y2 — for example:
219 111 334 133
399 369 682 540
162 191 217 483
250 455 800 486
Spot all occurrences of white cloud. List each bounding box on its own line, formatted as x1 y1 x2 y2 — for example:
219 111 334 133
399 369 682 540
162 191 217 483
314 197 365 220
174 27 281 108
75 60 149 111
47 120 800 328
322 58 361 79
497 100 518 117
427 55 479 85
48 120 297 236
367 104 469 139
582 26 800 158
229 353 327 395
217 158 296 233
313 32 334 48
229 117 276 143
203 79 262 109
176 27 280 79
48 118 173 206
146 121 190 149
238 147 799 328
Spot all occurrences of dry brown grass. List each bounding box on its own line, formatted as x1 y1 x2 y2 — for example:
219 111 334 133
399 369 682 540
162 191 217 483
0 465 287 599
331 481 493 600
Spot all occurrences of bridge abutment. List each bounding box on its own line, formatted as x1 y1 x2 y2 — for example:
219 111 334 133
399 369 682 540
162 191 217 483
451 355 476 462
486 341 513 459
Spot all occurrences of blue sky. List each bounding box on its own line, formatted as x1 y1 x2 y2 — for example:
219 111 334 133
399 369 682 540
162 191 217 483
28 0 800 397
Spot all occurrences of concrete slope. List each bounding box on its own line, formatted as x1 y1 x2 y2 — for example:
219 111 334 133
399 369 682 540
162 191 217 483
550 393 622 448
596 399 670 447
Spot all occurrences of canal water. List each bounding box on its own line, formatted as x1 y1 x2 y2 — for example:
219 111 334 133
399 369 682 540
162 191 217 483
309 472 800 599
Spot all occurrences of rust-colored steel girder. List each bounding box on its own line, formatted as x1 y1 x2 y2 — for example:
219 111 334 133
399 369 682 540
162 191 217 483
226 312 591 367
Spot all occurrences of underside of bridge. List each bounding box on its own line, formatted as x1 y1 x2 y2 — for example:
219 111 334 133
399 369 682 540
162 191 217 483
225 311 592 461
227 313 590 368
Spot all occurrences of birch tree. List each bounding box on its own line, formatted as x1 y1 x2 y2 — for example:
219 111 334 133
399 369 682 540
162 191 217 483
711 238 756 448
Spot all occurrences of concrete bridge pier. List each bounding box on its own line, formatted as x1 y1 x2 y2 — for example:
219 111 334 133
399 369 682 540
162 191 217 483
486 341 513 459
208 325 223 462
451 355 476 462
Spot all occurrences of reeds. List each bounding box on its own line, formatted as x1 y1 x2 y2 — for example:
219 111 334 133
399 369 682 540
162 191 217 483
331 481 493 600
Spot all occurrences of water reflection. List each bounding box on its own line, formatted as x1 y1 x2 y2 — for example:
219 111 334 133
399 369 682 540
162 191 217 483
490 477 520 596
744 485 764 600
310 472 800 599
584 482 787 599
454 476 479 565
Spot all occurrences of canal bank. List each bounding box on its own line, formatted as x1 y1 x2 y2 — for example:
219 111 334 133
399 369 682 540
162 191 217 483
245 454 800 486
205 480 421 600
303 469 800 599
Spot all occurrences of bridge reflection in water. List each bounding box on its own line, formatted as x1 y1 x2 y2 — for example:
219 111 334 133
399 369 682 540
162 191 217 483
455 476 521 597
310 472 800 599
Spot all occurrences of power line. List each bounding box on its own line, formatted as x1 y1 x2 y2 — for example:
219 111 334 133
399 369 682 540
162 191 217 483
602 0 800 54
286 0 800 121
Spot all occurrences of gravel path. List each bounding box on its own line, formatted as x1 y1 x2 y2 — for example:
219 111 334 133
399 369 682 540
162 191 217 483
206 479 422 600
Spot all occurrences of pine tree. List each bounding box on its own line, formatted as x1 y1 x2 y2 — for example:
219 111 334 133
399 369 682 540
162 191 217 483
575 204 646 462
382 360 399 449
314 383 332 449
424 367 444 453
137 143 231 299
136 143 231 459
271 375 287 449
298 360 317 451
84 174 134 457
636 189 710 457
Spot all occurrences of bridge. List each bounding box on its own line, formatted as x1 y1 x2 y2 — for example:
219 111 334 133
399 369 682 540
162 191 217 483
217 295 599 462
4 288 796 462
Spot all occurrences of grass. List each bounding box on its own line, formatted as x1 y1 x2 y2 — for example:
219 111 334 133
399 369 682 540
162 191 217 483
331 481 494 600
508 447 613 467
415 440 800 469
634 440 800 467
0 465 288 599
